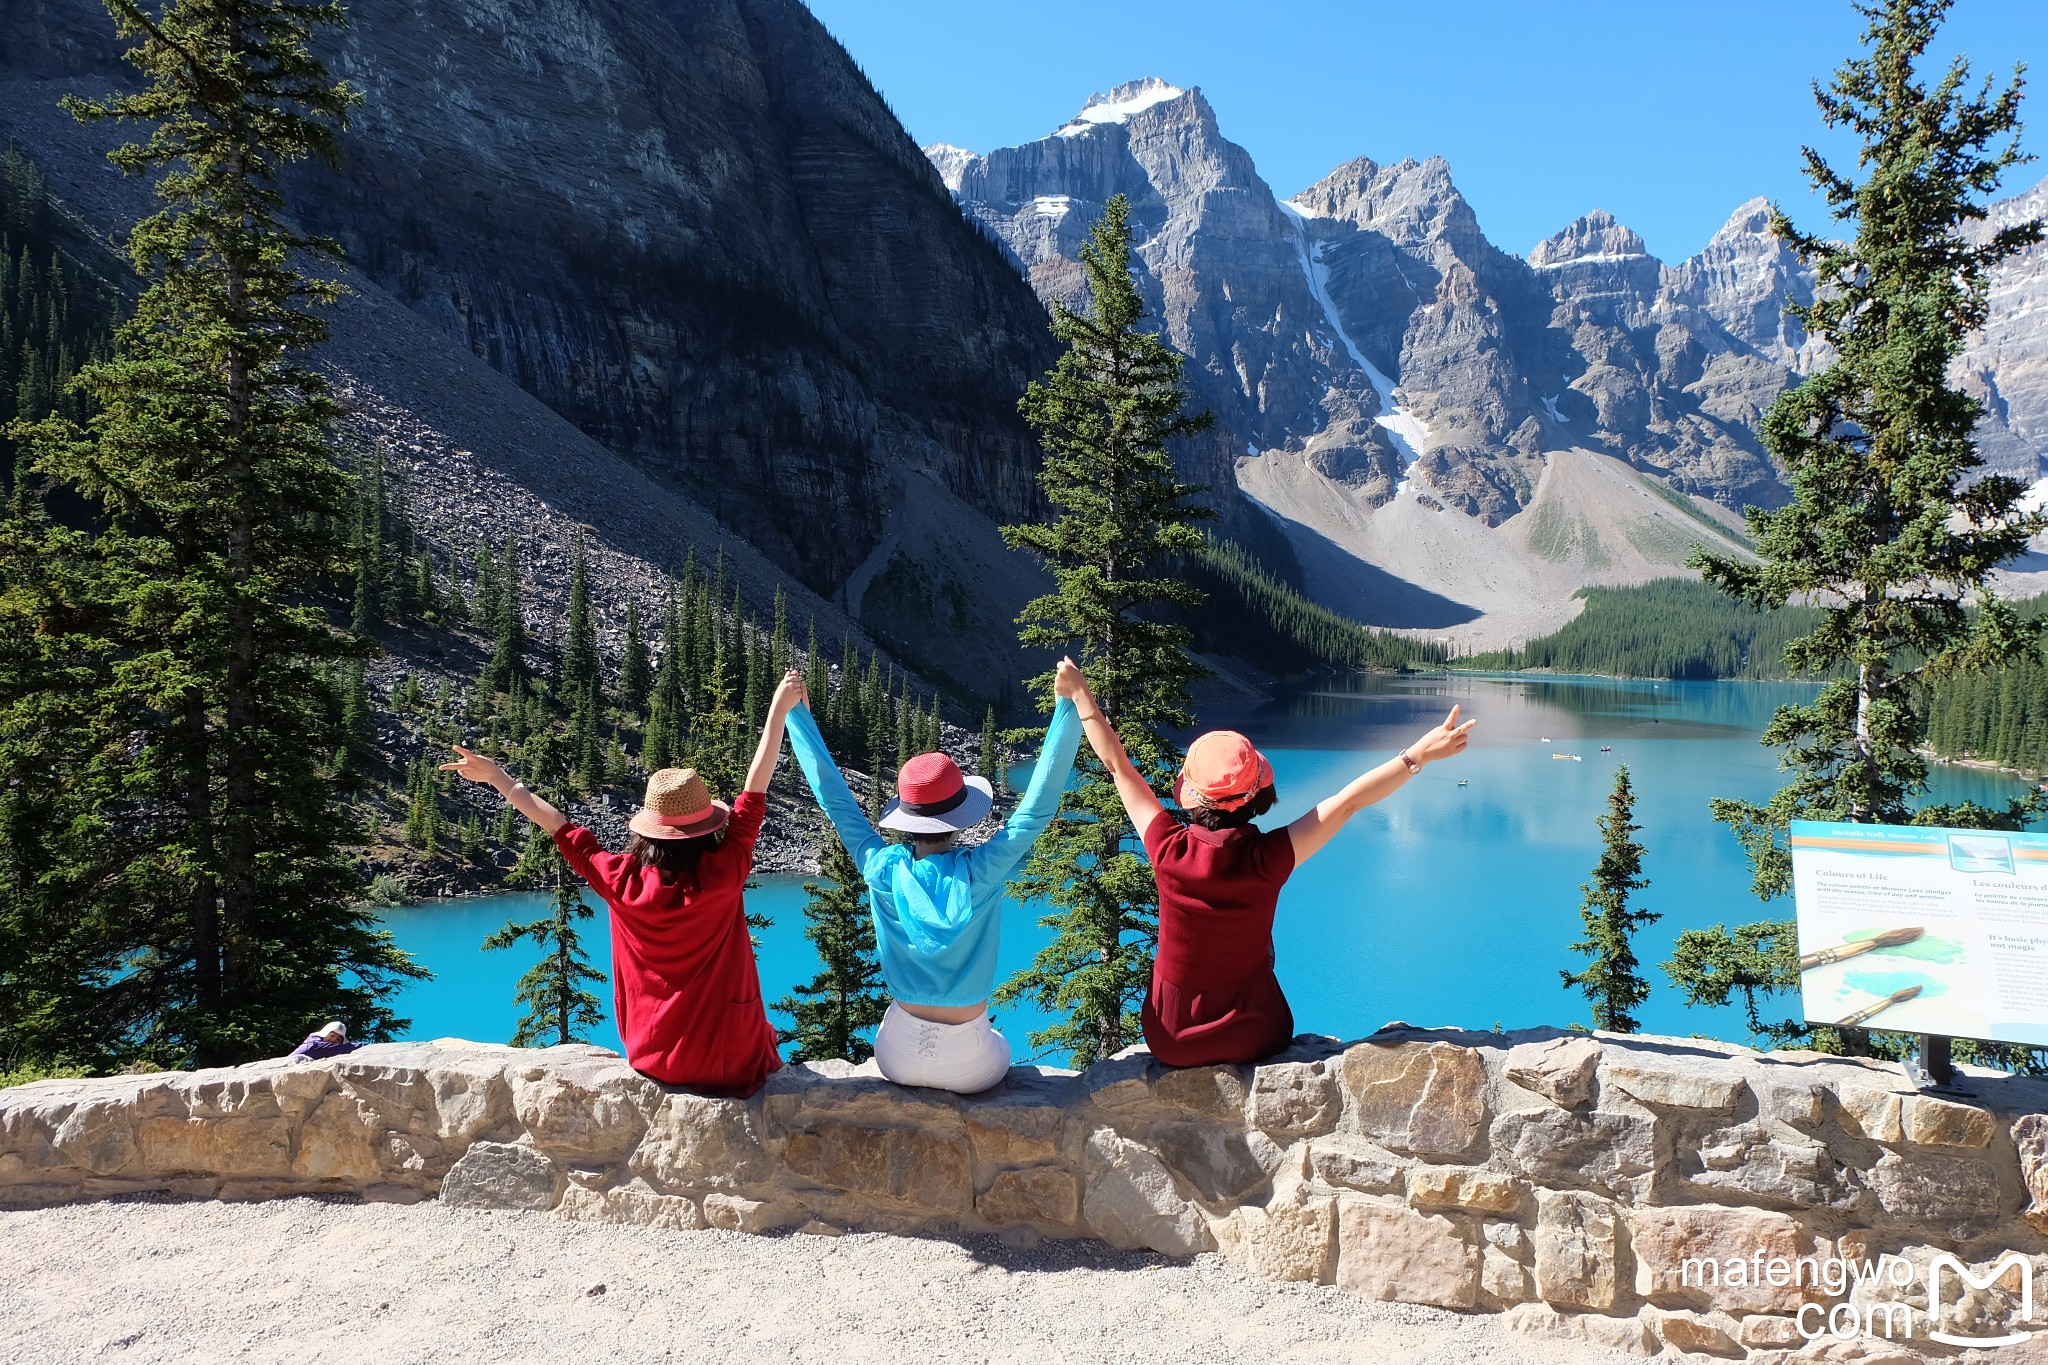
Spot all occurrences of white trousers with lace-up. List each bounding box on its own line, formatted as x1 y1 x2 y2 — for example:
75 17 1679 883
872 1003 1012 1093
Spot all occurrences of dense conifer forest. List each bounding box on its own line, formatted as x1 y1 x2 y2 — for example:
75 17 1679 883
0 149 120 489
1458 579 1822 680
1184 536 1446 673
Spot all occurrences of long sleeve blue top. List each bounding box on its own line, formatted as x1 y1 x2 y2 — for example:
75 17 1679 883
783 699 1083 1008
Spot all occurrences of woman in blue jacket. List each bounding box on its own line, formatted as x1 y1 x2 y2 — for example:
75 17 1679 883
783 659 1086 1092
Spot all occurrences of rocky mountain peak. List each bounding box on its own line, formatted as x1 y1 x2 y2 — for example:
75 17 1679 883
1054 77 1192 137
1528 210 1651 268
1708 195 1776 243
922 142 977 191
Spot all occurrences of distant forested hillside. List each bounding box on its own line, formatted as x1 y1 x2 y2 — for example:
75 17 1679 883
1458 579 1821 679
1185 537 1446 675
1 149 120 488
1922 597 2048 775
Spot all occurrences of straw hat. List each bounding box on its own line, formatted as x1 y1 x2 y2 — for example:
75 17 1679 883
879 751 994 834
1175 730 1274 811
628 767 731 841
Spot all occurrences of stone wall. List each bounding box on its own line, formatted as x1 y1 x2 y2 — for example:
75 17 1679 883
5 1027 2047 1361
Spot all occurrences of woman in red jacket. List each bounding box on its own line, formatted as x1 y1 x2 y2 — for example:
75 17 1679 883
1064 673 1476 1068
441 671 804 1096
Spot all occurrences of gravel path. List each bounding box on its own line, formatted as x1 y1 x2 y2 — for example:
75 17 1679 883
0 1198 1629 1365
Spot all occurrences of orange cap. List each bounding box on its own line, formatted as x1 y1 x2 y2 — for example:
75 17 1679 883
1177 730 1274 811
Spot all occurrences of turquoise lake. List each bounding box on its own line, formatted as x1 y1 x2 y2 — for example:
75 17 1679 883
375 673 2031 1061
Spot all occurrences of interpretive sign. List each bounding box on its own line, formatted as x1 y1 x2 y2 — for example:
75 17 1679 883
1789 820 2048 1046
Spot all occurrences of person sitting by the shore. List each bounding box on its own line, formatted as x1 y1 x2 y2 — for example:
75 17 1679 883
286 1021 362 1062
439 671 805 1098
1066 671 1477 1068
780 660 1086 1093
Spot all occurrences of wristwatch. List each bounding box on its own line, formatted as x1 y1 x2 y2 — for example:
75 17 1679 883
1396 749 1420 775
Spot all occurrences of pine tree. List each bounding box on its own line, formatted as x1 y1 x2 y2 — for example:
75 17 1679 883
617 598 652 716
773 829 888 1062
6 0 425 1066
403 757 441 856
803 617 829 724
484 849 606 1047
690 633 746 799
349 441 385 635
458 812 483 865
993 194 1215 1066
472 539 500 631
569 685 602 796
338 659 374 779
1562 767 1656 1033
1668 0 2045 1049
644 580 687 770
482 535 526 694
559 531 600 705
980 706 999 783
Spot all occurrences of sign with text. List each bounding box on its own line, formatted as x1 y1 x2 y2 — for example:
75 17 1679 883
1789 820 2048 1046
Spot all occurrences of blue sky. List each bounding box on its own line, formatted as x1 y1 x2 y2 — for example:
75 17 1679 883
804 0 2048 263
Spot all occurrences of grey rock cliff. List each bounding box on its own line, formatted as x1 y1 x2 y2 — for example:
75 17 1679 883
1 0 1060 695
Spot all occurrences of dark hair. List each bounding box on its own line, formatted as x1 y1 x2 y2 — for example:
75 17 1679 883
626 830 724 881
1185 785 1278 831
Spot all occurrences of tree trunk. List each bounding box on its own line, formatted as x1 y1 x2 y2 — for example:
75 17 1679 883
217 135 260 1015
185 686 223 1064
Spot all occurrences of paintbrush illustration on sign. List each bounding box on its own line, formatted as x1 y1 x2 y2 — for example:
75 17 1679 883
1789 821 2048 1047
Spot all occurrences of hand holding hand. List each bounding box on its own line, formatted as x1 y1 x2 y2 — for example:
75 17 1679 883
1407 704 1477 766
440 744 511 789
771 669 806 716
1054 656 1089 703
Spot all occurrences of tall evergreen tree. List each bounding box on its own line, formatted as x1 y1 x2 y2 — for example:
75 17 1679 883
471 539 500 632
644 580 687 769
1563 767 1656 1033
348 441 385 635
993 194 1215 1065
770 586 790 680
6 0 424 1065
337 658 374 780
980 706 999 784
617 598 651 716
559 531 599 705
1667 0 2045 1049
773 829 888 1062
802 616 829 729
482 535 526 695
485 849 606 1047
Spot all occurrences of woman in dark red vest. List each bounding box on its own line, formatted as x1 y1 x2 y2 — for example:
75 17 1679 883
1063 673 1476 1067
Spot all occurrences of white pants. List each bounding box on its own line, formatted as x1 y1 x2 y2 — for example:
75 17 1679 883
873 1003 1012 1094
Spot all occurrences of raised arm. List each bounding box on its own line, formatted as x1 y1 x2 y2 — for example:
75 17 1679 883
1287 704 1476 865
964 673 1084 879
782 700 884 868
1064 659 1165 839
441 746 568 836
744 670 805 795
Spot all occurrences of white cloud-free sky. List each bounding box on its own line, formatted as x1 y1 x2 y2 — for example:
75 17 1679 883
805 0 2048 262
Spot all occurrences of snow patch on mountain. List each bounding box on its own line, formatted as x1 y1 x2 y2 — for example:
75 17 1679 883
921 142 977 189
1056 78 1184 136
1277 197 1432 472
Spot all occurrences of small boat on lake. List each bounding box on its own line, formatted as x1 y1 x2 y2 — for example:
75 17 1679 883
1600 746 1612 753
1457 778 1469 787
1552 752 1582 762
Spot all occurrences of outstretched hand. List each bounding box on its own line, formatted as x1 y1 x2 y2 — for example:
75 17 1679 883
1408 704 1478 766
771 669 806 716
440 744 510 789
1054 655 1090 703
